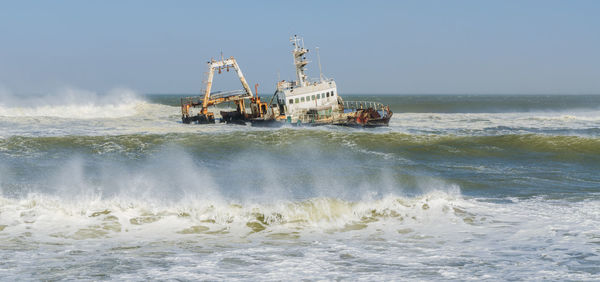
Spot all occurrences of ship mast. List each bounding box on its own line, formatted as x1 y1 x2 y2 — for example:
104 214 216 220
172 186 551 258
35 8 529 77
316 47 324 82
291 35 309 87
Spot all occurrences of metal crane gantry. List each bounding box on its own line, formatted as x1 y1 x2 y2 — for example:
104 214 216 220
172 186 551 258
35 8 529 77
181 56 267 124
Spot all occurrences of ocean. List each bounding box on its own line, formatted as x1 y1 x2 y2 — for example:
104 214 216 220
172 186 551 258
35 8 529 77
1 90 599 280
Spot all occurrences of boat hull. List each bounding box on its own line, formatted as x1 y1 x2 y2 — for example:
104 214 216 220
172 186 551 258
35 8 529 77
250 109 393 128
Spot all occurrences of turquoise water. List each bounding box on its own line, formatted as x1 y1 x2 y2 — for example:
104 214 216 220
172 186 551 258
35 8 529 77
1 91 599 280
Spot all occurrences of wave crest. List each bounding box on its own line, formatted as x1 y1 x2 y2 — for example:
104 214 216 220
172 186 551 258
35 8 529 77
0 191 467 240
0 87 145 119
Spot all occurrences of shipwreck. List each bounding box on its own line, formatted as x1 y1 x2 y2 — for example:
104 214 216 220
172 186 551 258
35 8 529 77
181 35 392 127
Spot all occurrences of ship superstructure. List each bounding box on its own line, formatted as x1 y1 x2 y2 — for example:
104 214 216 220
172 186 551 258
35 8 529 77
271 35 342 124
260 35 392 126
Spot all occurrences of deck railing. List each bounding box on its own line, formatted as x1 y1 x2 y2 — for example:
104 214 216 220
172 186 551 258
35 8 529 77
343 101 387 111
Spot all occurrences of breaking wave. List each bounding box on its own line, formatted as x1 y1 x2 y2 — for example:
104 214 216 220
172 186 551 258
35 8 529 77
0 191 466 240
2 190 598 281
0 87 146 119
0 139 466 239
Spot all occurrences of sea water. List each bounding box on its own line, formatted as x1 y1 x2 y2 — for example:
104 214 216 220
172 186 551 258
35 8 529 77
0 90 599 280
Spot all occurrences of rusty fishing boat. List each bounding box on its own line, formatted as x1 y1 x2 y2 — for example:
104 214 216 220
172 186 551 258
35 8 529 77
181 35 392 127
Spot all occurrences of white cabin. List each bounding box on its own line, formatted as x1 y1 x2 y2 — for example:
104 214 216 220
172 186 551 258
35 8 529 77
275 36 342 122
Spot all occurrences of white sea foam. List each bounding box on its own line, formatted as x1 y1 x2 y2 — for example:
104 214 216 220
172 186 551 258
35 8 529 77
390 110 600 136
1 190 598 280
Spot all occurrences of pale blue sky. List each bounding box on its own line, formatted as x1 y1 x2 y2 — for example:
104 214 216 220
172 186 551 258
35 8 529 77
1 0 599 94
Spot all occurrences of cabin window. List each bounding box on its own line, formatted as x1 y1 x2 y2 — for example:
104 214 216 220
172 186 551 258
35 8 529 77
312 95 315 100
301 97 305 102
289 99 293 104
295 98 299 103
331 91 335 96
326 92 330 97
